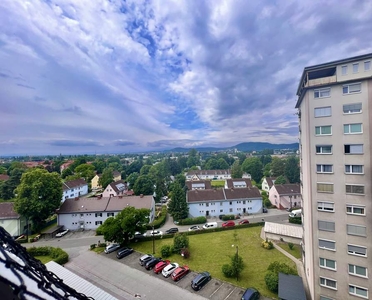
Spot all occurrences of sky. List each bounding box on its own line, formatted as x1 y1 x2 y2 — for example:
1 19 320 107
1 0 372 156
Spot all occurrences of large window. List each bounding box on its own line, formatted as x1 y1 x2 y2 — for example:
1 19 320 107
344 123 362 134
319 239 336 251
349 285 368 299
317 183 334 193
315 106 332 117
320 277 337 290
343 83 361 94
318 220 335 232
95 213 102 217
348 264 368 278
314 88 331 98
345 165 364 174
317 164 333 173
348 244 367 257
320 258 336 270
316 126 332 135
316 145 332 154
343 103 362 114
353 63 359 73
317 201 335 212
364 61 371 71
344 144 363 154
347 224 367 237
346 204 365 216
341 65 347 75
346 184 364 195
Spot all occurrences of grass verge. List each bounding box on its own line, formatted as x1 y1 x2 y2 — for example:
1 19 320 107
276 242 302 259
34 256 53 264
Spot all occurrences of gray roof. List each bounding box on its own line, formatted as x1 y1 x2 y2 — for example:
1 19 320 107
0 202 19 220
278 273 306 300
186 169 231 176
187 187 261 203
264 222 303 239
226 178 252 188
108 180 128 194
273 184 301 196
186 180 212 190
63 178 88 191
106 195 153 212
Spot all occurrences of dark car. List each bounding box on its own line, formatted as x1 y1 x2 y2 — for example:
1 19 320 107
241 288 260 300
145 257 163 270
165 228 179 234
191 271 211 291
263 207 268 213
116 247 133 259
139 254 154 266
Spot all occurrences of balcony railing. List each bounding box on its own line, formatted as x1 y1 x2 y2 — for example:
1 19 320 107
306 75 336 87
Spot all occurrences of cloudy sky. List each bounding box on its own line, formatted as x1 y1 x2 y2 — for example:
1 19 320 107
1 0 372 155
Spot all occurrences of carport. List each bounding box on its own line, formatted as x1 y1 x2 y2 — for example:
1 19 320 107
278 273 307 300
43 225 64 238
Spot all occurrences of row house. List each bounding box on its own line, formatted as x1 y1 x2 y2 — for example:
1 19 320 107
185 169 251 181
269 184 301 210
62 179 88 202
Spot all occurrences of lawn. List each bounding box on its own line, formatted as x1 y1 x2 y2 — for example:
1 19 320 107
131 227 297 298
211 180 225 187
276 242 302 259
34 256 53 264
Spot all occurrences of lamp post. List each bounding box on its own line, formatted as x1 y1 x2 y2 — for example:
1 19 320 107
152 225 155 254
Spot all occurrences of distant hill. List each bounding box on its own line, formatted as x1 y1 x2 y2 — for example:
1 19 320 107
167 142 299 153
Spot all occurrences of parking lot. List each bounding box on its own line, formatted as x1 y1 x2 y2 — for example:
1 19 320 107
103 250 263 300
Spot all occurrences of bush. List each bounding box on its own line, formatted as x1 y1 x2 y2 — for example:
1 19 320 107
96 225 103 235
262 238 274 250
265 271 279 292
288 242 294 250
222 215 235 221
222 264 234 278
289 217 302 224
90 244 96 250
264 198 272 208
161 245 172 258
173 233 189 253
147 206 167 229
178 216 206 225
27 246 69 265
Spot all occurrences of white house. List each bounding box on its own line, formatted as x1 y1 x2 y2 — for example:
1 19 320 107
187 187 263 218
269 184 301 210
224 178 252 189
56 195 155 231
262 177 277 193
62 179 89 202
0 202 25 237
102 180 128 197
185 169 251 181
185 180 212 190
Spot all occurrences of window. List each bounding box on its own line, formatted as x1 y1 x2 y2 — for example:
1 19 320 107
353 63 359 73
220 209 223 212
314 106 332 117
314 88 330 98
343 83 361 94
344 123 362 134
95 213 103 217
229 208 233 212
319 239 335 251
316 145 332 154
229 201 232 205
316 126 332 135
344 144 363 154
320 277 337 290
107 213 114 217
364 61 371 71
349 264 368 278
318 220 335 232
348 244 367 257
317 183 334 193
343 103 362 114
347 224 367 237
346 184 364 195
349 285 368 299
317 164 333 173
317 201 334 212
341 65 347 75
320 258 336 270
346 205 365 215
345 165 364 174
95 221 102 225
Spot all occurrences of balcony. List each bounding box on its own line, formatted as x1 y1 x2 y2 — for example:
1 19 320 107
306 75 336 87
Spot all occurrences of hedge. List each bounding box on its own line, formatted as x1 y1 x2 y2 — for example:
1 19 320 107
147 206 167 229
178 216 207 225
27 246 69 265
222 214 236 221
289 217 302 224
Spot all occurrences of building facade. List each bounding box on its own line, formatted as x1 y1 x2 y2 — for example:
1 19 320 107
296 53 372 300
62 179 88 202
269 184 301 210
0 202 25 237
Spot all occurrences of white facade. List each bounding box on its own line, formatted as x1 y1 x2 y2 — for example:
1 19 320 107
62 185 88 202
0 218 23 237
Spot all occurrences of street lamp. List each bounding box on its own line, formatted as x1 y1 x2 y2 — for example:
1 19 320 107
232 244 239 281
152 225 155 254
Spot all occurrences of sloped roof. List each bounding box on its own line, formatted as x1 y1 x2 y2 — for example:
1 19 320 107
264 222 303 239
0 174 10 181
273 184 300 195
108 180 127 194
186 180 212 190
112 171 121 178
106 195 152 212
224 187 261 199
265 177 277 187
278 273 306 300
226 178 252 188
63 178 88 191
0 202 20 220
186 169 231 176
187 187 261 203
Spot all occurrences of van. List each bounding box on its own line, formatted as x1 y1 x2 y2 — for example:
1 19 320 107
202 222 218 229
289 209 302 218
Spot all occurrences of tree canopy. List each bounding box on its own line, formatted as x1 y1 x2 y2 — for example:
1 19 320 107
168 181 188 221
133 175 154 195
271 157 286 177
285 156 300 183
231 160 243 178
241 157 263 183
99 168 114 189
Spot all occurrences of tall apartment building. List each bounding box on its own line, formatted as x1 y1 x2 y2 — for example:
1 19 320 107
296 54 372 300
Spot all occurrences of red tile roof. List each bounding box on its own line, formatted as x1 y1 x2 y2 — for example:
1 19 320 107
186 180 212 190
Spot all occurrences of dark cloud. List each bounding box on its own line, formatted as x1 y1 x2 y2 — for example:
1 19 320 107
48 140 103 147
113 140 137 146
0 72 10 78
63 106 83 115
16 83 35 89
147 139 202 148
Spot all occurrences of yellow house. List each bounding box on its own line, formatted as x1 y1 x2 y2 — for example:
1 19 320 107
91 171 122 190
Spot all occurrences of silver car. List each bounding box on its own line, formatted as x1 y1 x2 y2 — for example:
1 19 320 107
104 243 120 254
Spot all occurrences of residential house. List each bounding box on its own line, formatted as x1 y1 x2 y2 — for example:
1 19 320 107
0 202 26 237
262 177 277 193
225 178 252 189
187 187 262 218
56 195 155 230
185 169 251 181
185 180 212 190
91 171 121 190
264 222 303 245
0 174 10 181
62 179 88 202
269 184 301 210
60 161 74 174
102 180 128 197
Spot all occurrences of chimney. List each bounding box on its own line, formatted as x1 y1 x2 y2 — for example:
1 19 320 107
140 194 144 198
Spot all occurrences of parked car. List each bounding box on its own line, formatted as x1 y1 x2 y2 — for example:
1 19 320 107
188 225 201 231
145 257 163 270
162 262 179 277
191 271 211 291
104 243 121 254
202 222 218 229
165 228 179 234
241 288 260 300
263 207 268 213
171 265 190 281
144 230 163 237
55 229 69 237
239 219 250 225
139 254 154 266
154 260 170 274
222 220 235 227
116 247 134 259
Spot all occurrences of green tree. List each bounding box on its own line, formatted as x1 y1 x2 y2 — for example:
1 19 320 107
126 172 139 189
126 160 143 175
133 175 154 195
274 175 287 185
154 178 167 203
14 169 63 232
74 164 95 182
241 157 263 183
168 182 188 221
0 166 7 174
99 168 114 189
231 160 243 178
263 163 272 177
187 149 199 168
236 153 247 165
173 233 189 253
92 158 106 174
260 154 272 167
271 157 286 177
140 165 152 176
222 250 245 281
285 156 300 183
61 167 73 179
217 158 229 169
264 261 297 293
0 168 26 200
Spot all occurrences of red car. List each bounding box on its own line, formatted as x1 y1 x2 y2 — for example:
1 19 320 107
171 265 190 281
153 260 170 274
239 219 249 225
222 220 235 227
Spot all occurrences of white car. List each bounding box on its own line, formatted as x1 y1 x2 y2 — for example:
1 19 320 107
144 230 163 237
55 229 69 237
188 225 201 231
104 243 121 254
162 262 179 277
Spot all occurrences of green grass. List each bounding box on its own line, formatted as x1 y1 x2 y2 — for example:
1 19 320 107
276 242 302 259
34 256 53 264
92 247 105 254
211 180 225 187
131 227 297 298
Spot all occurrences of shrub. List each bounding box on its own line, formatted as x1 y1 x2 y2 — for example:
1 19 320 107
147 206 167 229
27 246 69 265
265 271 279 292
264 198 272 208
90 244 96 250
178 216 206 225
262 238 274 250
161 245 172 258
173 233 189 253
289 217 302 224
181 248 190 259
222 215 236 221
222 264 234 278
288 242 294 250
96 225 103 235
